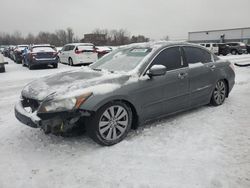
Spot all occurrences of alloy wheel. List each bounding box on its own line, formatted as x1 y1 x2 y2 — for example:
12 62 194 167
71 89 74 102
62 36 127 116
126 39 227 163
98 105 129 141
213 81 226 105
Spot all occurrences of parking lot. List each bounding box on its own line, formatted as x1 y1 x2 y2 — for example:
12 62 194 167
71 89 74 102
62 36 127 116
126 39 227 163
0 55 249 188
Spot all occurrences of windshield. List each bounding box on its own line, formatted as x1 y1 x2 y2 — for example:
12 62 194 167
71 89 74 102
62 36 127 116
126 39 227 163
90 47 152 72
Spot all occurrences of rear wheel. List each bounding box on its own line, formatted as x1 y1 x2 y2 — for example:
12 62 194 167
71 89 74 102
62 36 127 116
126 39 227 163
22 59 26 67
0 66 5 73
211 80 227 106
86 101 132 146
28 64 33 70
231 50 237 55
53 63 58 68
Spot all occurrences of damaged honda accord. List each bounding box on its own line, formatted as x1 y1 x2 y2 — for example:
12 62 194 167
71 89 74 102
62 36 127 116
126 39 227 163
15 41 235 146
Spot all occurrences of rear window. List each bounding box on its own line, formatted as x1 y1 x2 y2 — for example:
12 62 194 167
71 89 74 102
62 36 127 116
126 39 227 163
32 47 56 53
77 45 94 51
212 44 218 47
18 46 28 50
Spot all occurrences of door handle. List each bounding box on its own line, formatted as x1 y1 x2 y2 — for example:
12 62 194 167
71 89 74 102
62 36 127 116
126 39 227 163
178 72 188 79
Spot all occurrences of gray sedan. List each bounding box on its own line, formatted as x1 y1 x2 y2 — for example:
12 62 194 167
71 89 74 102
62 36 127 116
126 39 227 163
15 42 235 146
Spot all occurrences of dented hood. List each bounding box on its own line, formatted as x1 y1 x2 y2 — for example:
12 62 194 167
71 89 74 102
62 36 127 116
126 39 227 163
21 68 130 101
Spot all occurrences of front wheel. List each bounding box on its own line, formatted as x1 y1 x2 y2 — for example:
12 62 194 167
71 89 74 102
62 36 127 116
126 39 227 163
68 58 73 66
86 101 133 146
211 80 227 106
53 63 58 68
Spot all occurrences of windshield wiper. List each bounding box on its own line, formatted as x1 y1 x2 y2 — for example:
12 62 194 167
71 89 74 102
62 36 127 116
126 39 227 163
92 68 102 71
93 68 115 73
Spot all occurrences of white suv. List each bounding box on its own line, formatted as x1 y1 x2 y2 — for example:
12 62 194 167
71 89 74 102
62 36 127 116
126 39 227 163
200 43 219 55
58 43 98 65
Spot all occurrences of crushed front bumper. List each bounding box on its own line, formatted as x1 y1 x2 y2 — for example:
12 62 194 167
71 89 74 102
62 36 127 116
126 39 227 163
15 100 92 133
15 101 40 128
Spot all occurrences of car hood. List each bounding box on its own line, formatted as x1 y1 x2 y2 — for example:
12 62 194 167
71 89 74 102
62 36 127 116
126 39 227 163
21 68 130 101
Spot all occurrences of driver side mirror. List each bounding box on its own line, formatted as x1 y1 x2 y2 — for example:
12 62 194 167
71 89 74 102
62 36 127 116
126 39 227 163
147 65 167 77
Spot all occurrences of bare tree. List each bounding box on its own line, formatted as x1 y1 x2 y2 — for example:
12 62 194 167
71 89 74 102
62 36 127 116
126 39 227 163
66 27 74 43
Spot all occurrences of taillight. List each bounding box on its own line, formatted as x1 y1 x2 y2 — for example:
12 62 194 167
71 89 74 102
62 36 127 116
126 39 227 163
29 53 37 59
75 50 81 54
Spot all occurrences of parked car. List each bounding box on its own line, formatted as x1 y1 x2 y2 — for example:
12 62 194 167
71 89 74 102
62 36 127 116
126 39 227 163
22 44 58 69
2 47 9 57
226 42 247 55
8 45 15 59
246 44 250 54
200 43 219 54
58 43 98 65
217 43 230 56
96 46 112 58
0 46 5 54
0 54 8 73
15 42 235 146
13 45 28 63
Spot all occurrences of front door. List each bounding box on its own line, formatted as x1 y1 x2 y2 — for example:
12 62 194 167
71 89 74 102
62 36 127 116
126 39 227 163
132 46 189 120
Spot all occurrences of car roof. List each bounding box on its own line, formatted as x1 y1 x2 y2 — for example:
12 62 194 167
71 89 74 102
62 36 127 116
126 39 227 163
65 43 94 46
119 41 202 51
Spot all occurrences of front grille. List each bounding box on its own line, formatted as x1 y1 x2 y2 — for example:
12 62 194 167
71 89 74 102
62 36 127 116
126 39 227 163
22 96 40 112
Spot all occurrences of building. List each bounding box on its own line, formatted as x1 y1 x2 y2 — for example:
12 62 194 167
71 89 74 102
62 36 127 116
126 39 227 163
81 33 107 46
188 27 250 44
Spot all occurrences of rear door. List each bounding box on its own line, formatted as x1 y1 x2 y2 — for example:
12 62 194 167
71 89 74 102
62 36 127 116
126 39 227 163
76 45 98 63
182 46 217 107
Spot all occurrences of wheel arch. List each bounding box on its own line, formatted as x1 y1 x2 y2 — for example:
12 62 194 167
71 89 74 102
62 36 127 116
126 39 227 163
85 96 140 130
222 78 229 97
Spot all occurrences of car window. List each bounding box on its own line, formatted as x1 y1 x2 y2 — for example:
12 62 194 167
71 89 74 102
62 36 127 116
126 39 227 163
65 46 71 51
183 46 212 64
77 45 94 51
150 47 182 71
69 45 75 51
205 44 210 47
61 46 66 51
212 44 217 47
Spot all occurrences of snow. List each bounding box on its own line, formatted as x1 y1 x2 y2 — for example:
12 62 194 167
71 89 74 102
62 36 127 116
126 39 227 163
0 55 250 188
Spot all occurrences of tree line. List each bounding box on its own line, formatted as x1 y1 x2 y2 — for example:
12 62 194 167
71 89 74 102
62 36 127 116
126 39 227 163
0 28 150 47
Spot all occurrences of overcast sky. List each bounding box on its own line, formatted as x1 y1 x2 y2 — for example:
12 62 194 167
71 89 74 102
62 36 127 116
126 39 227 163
0 0 250 40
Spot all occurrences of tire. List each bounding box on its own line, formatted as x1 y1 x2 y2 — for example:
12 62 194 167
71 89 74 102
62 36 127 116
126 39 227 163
22 59 26 67
210 80 227 106
231 50 237 55
28 64 33 70
0 66 5 73
86 101 133 146
68 58 73 66
53 63 58 68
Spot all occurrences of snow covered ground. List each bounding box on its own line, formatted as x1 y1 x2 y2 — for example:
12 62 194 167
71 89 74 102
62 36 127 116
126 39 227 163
0 55 249 188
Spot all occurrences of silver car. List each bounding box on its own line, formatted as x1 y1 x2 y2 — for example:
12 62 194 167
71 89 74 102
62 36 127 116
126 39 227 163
15 42 235 146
